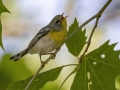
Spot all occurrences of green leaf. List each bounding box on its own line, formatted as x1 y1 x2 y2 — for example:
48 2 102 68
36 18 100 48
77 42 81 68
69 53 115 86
6 66 63 90
71 40 120 90
66 18 87 56
0 0 10 50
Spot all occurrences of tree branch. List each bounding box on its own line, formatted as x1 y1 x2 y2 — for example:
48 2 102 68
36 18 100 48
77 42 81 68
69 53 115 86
65 0 112 40
78 0 112 63
25 0 112 89
79 17 100 63
25 48 60 90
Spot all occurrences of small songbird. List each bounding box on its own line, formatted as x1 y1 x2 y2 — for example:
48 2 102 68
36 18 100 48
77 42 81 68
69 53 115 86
10 13 68 64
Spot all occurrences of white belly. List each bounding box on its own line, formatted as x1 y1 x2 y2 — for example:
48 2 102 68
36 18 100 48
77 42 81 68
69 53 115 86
28 35 59 55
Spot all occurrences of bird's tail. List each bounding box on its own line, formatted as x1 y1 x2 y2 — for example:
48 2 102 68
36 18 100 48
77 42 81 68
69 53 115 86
10 49 28 61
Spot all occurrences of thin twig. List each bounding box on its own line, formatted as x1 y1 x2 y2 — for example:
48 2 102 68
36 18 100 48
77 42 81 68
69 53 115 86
25 48 60 90
65 0 112 40
79 17 100 63
25 65 44 90
78 0 112 63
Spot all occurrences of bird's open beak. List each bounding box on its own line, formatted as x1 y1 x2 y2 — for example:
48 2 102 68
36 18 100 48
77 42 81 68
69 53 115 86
65 15 68 18
61 13 64 16
61 13 68 18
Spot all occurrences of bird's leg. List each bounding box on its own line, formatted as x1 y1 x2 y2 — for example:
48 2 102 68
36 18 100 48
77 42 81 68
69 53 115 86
44 53 56 59
43 47 61 59
56 47 60 51
39 54 45 64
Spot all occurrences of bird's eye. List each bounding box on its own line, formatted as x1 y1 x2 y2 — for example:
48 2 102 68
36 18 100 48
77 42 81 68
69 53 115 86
55 20 60 24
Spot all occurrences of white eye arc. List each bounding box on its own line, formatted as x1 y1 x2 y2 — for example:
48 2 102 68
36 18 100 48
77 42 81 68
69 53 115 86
55 20 61 24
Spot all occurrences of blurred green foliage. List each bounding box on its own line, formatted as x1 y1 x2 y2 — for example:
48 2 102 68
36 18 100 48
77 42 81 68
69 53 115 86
0 54 32 90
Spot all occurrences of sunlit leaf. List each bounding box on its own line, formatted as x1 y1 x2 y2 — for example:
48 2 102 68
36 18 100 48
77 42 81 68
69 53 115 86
71 40 120 90
0 0 10 50
6 66 63 90
115 75 120 90
66 18 87 56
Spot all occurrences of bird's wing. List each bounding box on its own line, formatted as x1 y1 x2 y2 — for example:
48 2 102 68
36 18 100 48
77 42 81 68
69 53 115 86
27 26 51 49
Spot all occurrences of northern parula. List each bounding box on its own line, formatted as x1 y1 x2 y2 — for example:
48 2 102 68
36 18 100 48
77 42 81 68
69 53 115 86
10 13 68 63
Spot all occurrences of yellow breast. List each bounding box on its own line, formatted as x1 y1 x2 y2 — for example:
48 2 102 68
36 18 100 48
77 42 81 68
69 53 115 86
49 29 68 44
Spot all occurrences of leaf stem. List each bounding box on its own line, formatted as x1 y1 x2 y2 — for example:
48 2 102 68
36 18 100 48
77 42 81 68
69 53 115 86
63 64 78 67
79 17 100 63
